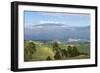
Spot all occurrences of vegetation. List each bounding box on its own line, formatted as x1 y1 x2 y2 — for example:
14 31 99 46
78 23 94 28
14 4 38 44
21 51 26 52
46 56 51 60
24 42 36 61
24 40 90 61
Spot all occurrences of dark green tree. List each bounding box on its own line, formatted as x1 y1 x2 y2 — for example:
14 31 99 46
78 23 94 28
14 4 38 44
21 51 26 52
52 42 60 52
61 49 68 57
54 51 62 60
46 56 51 60
53 42 64 60
67 45 73 57
28 42 36 54
24 42 36 61
72 46 80 56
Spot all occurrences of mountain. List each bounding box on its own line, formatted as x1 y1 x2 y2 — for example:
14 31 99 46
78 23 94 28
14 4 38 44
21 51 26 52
24 23 90 42
33 23 63 27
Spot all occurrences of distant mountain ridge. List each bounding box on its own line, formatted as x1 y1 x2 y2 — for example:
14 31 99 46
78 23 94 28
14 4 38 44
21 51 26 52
25 23 90 42
34 23 64 27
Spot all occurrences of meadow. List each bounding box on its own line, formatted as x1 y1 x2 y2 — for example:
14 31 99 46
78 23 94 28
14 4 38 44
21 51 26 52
24 40 90 62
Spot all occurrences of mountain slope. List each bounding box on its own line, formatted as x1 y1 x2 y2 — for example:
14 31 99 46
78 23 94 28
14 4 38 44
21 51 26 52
24 23 90 41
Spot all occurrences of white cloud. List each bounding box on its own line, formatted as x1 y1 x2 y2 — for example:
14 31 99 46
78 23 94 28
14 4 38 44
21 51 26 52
39 20 66 24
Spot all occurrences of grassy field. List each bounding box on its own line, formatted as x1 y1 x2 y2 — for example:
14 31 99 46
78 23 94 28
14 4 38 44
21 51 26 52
24 40 90 62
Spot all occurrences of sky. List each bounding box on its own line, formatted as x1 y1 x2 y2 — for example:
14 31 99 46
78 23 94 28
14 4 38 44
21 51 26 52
24 11 90 28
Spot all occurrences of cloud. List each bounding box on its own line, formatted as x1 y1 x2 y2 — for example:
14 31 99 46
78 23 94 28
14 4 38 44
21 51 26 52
40 12 63 16
39 20 66 24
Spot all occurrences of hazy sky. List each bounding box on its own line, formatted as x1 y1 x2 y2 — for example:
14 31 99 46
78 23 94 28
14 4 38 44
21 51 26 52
24 11 90 27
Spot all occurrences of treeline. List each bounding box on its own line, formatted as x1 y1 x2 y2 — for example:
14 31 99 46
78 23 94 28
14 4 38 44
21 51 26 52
47 42 81 60
24 42 88 61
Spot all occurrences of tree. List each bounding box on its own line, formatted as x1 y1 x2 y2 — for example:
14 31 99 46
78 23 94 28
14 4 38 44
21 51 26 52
54 51 62 60
61 49 68 57
46 56 51 60
67 45 73 57
28 42 36 54
24 47 30 61
25 42 36 54
67 45 80 57
24 42 36 61
72 46 80 56
52 42 64 60
52 42 60 52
